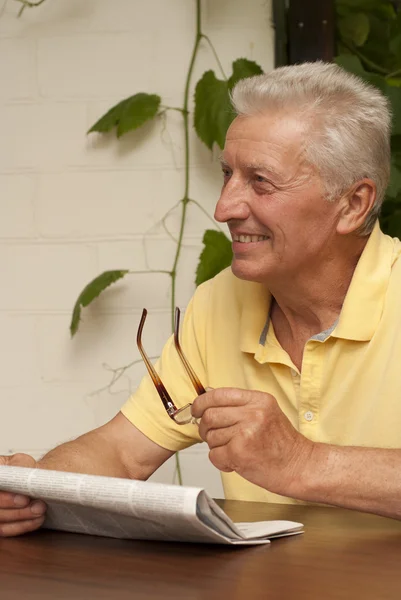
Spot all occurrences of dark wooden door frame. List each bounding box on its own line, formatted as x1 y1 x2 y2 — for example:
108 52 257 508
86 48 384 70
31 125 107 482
273 0 336 67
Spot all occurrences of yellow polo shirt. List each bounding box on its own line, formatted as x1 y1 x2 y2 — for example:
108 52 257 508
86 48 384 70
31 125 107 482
121 223 401 503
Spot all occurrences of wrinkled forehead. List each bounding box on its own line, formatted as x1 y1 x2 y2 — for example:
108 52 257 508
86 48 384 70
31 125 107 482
226 111 308 144
223 112 310 172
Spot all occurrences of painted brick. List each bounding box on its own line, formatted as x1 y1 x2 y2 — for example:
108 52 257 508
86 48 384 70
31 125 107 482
0 383 105 452
38 33 155 99
0 174 37 238
194 27 274 81
0 243 97 311
0 315 41 386
205 0 272 28
38 311 171 383
0 38 37 100
160 164 224 236
96 239 174 273
37 171 174 238
85 0 194 34
151 26 197 107
96 238 176 307
0 0 194 38
0 102 88 170
0 0 92 37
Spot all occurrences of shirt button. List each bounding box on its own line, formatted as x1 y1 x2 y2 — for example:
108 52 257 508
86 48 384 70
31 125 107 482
304 411 314 422
290 369 298 377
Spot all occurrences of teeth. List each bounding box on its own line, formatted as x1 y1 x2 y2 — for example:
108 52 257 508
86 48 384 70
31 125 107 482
233 235 269 243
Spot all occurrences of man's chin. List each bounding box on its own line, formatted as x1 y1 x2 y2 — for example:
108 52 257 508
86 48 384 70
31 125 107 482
231 260 269 283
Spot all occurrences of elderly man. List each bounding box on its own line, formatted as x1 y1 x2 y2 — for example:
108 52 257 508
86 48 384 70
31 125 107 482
1 61 401 537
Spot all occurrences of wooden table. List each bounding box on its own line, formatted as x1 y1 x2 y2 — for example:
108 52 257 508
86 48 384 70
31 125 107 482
1 501 401 599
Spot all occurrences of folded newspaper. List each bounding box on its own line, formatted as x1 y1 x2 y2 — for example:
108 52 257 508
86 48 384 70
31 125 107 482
0 466 303 545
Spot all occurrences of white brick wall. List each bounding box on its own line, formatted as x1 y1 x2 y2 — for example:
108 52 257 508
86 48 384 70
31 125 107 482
1 0 274 498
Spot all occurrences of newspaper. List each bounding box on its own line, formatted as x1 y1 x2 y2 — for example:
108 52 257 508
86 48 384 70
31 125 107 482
0 466 303 545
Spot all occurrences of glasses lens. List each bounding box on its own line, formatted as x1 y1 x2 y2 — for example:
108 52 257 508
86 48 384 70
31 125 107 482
173 403 195 425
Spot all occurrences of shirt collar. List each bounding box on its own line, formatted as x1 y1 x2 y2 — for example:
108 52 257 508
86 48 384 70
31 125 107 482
239 280 272 354
239 222 396 353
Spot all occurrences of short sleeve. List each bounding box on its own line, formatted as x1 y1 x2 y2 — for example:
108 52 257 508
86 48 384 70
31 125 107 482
120 280 212 451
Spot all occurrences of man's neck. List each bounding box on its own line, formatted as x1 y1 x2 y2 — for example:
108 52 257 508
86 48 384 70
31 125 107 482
267 236 368 365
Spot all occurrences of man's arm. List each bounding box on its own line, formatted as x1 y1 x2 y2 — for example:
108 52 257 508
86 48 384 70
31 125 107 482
298 443 401 519
0 412 174 537
37 412 174 479
192 387 401 520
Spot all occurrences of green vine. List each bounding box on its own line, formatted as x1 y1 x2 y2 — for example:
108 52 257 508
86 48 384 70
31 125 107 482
69 0 263 485
169 0 202 333
14 0 47 17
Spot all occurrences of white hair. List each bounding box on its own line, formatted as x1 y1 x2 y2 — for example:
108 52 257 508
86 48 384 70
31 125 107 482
231 61 391 235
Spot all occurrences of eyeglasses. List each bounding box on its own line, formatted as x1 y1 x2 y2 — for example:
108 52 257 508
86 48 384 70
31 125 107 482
136 307 206 425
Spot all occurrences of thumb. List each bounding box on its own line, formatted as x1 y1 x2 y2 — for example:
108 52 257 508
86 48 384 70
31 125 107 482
2 453 36 468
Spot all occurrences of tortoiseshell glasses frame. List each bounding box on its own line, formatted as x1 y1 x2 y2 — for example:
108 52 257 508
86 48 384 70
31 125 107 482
136 307 206 425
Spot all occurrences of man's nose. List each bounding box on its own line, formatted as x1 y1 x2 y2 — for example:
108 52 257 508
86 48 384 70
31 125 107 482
214 179 250 223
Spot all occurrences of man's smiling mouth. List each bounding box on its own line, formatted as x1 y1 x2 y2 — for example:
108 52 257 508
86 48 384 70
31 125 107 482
232 234 270 243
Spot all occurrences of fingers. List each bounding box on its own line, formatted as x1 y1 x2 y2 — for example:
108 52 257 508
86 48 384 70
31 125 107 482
0 494 47 538
0 498 46 522
8 453 37 468
208 446 235 473
201 424 237 449
192 387 252 419
0 492 30 509
0 453 44 538
198 407 240 442
0 496 47 538
0 516 46 538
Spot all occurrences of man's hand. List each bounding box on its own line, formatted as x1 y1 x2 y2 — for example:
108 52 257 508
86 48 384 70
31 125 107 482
192 388 314 497
0 454 47 537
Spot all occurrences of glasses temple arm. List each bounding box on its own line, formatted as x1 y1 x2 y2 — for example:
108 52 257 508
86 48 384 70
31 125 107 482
137 309 177 413
174 307 206 396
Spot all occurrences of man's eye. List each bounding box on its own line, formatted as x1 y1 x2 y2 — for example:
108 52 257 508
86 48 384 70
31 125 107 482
222 168 231 178
255 175 266 183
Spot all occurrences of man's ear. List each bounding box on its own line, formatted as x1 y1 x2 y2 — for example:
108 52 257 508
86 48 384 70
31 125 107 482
336 179 377 235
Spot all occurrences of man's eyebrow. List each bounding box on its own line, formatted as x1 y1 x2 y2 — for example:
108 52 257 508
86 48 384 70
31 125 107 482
219 156 283 180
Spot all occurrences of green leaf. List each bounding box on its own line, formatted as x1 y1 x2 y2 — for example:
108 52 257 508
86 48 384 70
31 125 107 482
335 54 367 77
337 0 383 9
336 0 395 19
70 270 129 337
88 93 161 138
117 94 161 138
382 85 401 135
194 71 234 150
391 134 401 154
380 196 401 237
87 99 128 134
386 77 401 87
387 159 401 198
389 33 401 61
228 58 263 91
194 60 264 151
338 13 370 47
195 230 232 286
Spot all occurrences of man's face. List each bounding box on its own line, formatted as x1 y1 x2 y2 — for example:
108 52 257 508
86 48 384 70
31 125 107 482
214 112 344 284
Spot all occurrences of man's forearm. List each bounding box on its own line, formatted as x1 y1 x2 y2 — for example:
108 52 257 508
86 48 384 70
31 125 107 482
37 429 131 479
295 443 401 519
